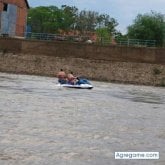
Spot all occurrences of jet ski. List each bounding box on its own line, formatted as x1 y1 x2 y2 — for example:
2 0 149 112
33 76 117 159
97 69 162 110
57 78 93 89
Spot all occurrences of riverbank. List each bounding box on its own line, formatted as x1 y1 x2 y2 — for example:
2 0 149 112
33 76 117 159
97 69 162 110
0 38 165 86
0 52 164 86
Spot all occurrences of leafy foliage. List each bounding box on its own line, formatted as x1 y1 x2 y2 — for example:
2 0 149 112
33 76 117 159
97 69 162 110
27 6 63 33
61 5 78 31
96 28 111 44
75 10 99 33
27 5 118 37
127 11 165 46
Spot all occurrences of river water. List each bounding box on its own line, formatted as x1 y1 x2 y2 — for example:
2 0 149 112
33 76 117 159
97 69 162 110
0 72 165 165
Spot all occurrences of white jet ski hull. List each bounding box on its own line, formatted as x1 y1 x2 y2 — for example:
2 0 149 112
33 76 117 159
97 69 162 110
57 83 93 89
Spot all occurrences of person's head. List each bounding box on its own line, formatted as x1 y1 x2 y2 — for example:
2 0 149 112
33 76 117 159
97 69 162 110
60 69 63 71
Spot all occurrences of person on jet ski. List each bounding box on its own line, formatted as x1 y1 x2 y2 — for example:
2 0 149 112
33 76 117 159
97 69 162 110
57 69 67 84
67 71 77 85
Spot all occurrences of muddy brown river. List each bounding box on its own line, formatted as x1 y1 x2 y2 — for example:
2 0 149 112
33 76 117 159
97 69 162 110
0 72 165 165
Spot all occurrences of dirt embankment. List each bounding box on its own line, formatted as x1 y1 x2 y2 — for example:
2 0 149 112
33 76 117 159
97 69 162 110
0 38 165 86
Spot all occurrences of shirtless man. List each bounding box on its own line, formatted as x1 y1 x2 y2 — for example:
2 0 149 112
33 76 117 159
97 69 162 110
57 69 67 84
67 71 77 85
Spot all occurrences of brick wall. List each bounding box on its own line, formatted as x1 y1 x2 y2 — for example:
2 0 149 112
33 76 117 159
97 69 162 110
0 0 29 36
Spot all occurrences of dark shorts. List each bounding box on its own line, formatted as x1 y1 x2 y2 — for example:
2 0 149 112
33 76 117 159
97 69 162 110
58 79 67 84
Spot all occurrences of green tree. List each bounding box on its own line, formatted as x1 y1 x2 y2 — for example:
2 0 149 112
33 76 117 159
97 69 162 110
97 14 118 35
127 11 165 46
76 10 99 33
96 28 111 44
27 6 63 33
114 31 128 43
27 5 119 38
61 5 78 31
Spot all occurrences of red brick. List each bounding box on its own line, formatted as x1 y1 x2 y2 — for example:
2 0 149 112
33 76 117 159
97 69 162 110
0 0 29 36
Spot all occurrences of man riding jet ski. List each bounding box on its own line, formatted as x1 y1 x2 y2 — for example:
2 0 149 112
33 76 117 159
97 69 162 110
57 70 93 89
